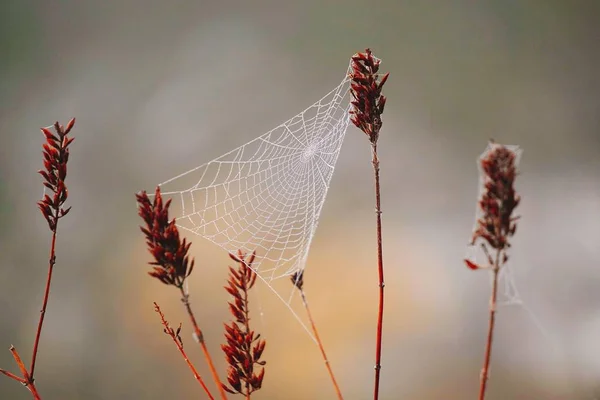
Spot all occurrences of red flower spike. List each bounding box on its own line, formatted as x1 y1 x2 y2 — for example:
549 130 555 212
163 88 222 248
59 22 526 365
470 141 521 271
136 187 195 288
37 119 75 232
349 48 389 145
221 250 266 397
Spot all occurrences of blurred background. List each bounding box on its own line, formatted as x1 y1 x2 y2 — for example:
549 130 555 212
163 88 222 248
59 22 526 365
1 1 599 399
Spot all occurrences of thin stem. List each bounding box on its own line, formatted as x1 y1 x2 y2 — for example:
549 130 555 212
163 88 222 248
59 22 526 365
300 290 343 400
10 346 41 400
30 229 58 380
153 303 214 400
242 279 251 399
180 288 228 400
478 250 501 400
371 143 385 400
0 368 27 384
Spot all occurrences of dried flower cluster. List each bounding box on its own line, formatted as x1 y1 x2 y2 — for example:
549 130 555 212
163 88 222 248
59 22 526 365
38 119 75 231
349 48 389 144
221 250 266 397
468 142 521 269
136 187 194 287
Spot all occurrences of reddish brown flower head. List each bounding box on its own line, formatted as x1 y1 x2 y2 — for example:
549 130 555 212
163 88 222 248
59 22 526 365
471 142 521 254
349 48 389 144
221 250 266 396
37 119 75 231
136 187 194 287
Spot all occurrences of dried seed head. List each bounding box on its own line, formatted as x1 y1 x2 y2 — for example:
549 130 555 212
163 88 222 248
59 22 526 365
349 48 389 144
38 119 75 231
468 141 521 269
136 187 195 287
221 250 266 396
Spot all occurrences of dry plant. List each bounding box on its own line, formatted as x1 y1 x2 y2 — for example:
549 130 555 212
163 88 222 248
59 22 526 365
153 302 215 399
221 251 266 398
0 119 75 400
465 141 521 400
136 188 229 400
136 187 269 399
349 48 389 400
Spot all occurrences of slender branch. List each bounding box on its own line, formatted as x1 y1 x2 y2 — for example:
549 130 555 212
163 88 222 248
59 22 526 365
154 303 214 400
30 230 57 380
0 367 27 384
180 288 228 400
478 250 501 400
348 48 388 400
468 142 521 399
299 289 343 400
10 346 41 400
371 143 385 400
242 281 251 399
0 119 74 399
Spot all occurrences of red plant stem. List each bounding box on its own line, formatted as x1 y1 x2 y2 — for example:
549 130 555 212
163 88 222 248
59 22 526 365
242 279 251 400
300 290 343 400
371 143 385 400
180 289 228 400
10 346 41 399
30 228 58 380
0 368 26 384
170 331 214 400
478 250 501 400
154 303 214 400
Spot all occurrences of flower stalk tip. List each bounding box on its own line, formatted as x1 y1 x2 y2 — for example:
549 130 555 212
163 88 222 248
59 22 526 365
136 187 195 287
470 141 521 263
221 250 266 397
38 119 75 231
349 48 389 145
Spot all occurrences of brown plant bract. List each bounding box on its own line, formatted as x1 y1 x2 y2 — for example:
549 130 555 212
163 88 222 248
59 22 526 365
221 250 266 398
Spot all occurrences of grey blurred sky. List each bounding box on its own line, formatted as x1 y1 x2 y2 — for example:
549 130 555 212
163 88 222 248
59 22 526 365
1 1 599 399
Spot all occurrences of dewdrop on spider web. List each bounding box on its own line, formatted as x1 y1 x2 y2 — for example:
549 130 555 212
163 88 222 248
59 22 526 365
148 61 355 341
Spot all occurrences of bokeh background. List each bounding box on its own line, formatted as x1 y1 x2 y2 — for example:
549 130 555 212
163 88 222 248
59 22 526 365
1 1 599 399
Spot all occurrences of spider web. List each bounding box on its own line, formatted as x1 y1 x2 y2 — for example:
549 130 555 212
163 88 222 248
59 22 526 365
151 62 354 338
